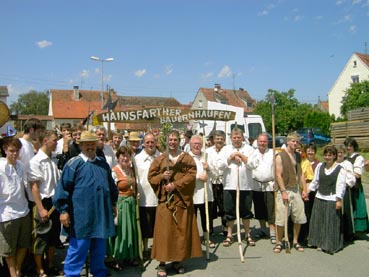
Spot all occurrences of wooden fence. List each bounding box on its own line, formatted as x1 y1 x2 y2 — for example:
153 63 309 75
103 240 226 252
330 107 369 150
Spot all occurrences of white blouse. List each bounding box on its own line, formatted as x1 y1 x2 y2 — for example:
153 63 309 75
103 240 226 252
309 162 346 201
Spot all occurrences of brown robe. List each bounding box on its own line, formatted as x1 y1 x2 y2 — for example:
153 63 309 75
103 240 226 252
148 151 202 262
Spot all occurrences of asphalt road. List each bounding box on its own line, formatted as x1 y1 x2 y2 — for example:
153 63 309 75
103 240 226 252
52 193 369 277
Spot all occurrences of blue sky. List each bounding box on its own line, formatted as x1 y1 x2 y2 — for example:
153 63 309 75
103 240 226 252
1 0 369 106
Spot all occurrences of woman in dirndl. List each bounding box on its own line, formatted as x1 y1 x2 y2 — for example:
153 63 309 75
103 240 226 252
308 145 346 254
336 145 356 242
112 146 139 265
344 137 369 237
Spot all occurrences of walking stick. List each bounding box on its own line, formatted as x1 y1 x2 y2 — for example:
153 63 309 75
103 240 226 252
131 160 144 265
202 121 210 260
284 203 291 254
236 162 245 262
271 92 278 246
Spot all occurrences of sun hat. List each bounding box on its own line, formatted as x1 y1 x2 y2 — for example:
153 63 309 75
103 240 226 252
128 131 141 141
77 131 98 143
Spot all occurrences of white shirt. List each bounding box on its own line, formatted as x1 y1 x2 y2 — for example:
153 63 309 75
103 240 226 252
309 162 346 201
0 159 29 222
18 138 35 199
216 142 255 191
206 146 224 184
56 137 64 155
348 152 365 176
103 144 117 168
247 148 275 192
337 160 356 188
134 149 160 207
190 151 214 204
28 149 60 201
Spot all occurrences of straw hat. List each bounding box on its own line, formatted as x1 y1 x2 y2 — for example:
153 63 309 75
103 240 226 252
128 132 141 141
77 131 98 143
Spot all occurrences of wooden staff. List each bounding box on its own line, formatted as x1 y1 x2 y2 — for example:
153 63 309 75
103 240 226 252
202 125 210 260
284 203 291 254
131 159 144 264
271 92 278 246
236 162 245 262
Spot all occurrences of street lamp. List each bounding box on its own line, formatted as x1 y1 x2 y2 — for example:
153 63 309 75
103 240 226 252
90 56 114 138
90 56 114 109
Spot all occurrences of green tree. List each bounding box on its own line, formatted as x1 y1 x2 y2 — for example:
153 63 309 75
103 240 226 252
10 90 49 115
304 110 331 135
254 89 313 135
340 80 369 117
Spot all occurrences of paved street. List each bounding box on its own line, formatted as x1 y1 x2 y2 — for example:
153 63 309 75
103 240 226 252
54 194 369 277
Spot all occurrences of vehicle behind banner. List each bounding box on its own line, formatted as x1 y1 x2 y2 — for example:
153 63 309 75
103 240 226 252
191 102 266 145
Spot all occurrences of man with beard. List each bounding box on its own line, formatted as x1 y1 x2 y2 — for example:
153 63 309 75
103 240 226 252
148 130 202 277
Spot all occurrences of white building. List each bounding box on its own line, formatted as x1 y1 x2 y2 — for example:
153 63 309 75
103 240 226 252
328 52 369 118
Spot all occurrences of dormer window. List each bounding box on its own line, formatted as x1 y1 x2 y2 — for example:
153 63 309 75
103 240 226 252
351 75 359 83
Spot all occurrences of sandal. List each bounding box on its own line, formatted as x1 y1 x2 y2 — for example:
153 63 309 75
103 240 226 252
201 239 216 249
245 236 256 246
223 236 234 247
270 234 277 244
157 264 167 277
105 261 123 271
273 243 283 253
172 262 185 274
293 243 304 252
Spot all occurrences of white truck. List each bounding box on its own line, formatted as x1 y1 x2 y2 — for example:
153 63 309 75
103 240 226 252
191 102 266 144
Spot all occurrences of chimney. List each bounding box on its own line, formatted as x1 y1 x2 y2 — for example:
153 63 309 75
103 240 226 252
239 88 244 91
214 84 221 92
73 85 79 100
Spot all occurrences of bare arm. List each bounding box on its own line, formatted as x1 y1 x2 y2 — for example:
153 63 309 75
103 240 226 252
275 155 288 202
31 181 48 222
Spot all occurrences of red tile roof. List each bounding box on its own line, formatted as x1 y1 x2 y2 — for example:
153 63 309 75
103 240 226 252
198 86 255 113
50 89 187 121
318 100 329 112
356 52 369 67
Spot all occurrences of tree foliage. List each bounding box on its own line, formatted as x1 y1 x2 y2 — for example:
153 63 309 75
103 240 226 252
254 89 314 135
10 90 49 115
304 110 331 135
340 80 369 117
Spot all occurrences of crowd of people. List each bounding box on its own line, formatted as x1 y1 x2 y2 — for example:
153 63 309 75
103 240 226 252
1 118 369 277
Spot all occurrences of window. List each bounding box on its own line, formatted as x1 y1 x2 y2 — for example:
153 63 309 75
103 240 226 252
353 61 357 68
248 123 263 140
351 75 359 83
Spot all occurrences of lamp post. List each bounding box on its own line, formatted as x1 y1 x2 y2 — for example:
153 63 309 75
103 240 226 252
90 56 114 137
90 56 114 109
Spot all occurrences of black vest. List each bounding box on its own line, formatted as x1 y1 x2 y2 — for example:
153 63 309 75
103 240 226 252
317 163 342 196
347 154 362 186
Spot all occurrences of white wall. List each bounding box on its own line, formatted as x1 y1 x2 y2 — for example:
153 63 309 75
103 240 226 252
328 53 369 118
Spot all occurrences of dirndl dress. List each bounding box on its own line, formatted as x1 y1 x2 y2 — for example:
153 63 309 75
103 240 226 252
113 195 139 261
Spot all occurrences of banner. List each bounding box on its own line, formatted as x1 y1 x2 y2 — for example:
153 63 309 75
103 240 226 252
93 108 236 124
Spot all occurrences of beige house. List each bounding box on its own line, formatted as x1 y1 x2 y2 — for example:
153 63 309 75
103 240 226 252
328 52 369 118
191 84 255 113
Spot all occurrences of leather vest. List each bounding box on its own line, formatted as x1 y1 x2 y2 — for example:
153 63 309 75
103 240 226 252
278 150 302 189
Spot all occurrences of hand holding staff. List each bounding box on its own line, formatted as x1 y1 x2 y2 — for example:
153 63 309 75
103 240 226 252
236 162 245 263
